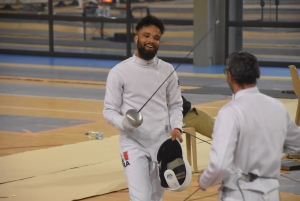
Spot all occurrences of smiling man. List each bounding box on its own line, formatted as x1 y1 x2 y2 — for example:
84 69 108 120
103 15 183 201
135 18 161 60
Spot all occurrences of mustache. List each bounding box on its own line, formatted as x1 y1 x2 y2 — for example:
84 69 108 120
137 42 158 60
144 43 156 48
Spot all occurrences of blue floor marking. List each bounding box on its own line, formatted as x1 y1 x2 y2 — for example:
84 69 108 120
0 54 121 69
0 114 93 133
0 54 297 77
279 170 300 195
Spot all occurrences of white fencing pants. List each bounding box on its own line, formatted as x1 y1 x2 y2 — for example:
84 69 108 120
120 141 165 201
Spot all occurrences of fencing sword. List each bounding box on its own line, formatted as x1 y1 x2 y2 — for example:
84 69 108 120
126 20 221 128
182 131 215 201
183 131 212 145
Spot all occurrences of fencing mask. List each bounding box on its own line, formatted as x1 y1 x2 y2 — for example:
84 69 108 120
157 138 192 192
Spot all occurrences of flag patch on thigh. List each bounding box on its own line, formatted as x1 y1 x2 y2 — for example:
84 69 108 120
123 151 129 160
121 151 130 167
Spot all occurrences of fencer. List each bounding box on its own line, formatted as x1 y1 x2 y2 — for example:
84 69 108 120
103 15 183 201
198 51 300 201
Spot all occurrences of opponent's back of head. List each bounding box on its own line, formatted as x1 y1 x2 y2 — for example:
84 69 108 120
226 51 260 86
135 15 165 35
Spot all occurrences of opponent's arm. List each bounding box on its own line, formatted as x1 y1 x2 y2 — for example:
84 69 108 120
283 112 300 154
199 107 238 189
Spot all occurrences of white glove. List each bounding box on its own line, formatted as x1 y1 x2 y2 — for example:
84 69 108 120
122 116 136 131
122 109 143 131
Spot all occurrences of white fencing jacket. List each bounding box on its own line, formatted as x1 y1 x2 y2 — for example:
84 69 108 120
199 87 300 194
103 54 183 159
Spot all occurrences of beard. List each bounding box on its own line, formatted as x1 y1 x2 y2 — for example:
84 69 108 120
137 39 158 60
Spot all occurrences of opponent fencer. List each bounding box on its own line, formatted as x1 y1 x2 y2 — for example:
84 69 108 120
103 15 184 201
198 51 300 201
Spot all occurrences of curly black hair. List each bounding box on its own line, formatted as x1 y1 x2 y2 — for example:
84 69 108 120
135 15 165 35
226 51 260 86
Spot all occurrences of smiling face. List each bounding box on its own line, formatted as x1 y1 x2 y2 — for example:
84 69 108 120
134 25 162 60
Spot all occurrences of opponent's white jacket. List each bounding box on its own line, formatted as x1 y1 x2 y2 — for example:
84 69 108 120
200 87 300 194
103 54 183 160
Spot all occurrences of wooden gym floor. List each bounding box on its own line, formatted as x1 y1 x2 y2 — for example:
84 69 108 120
0 54 299 200
0 1 299 200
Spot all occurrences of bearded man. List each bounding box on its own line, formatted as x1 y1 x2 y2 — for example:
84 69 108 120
103 15 183 201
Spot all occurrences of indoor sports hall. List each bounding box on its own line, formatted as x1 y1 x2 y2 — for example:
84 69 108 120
0 0 299 200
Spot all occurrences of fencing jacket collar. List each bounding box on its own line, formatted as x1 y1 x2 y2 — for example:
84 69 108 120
232 86 259 100
133 53 158 68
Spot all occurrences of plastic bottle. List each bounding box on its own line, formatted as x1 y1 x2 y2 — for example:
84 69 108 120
85 131 104 140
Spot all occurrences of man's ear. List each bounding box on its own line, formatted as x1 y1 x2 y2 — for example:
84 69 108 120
228 71 235 83
134 35 138 43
